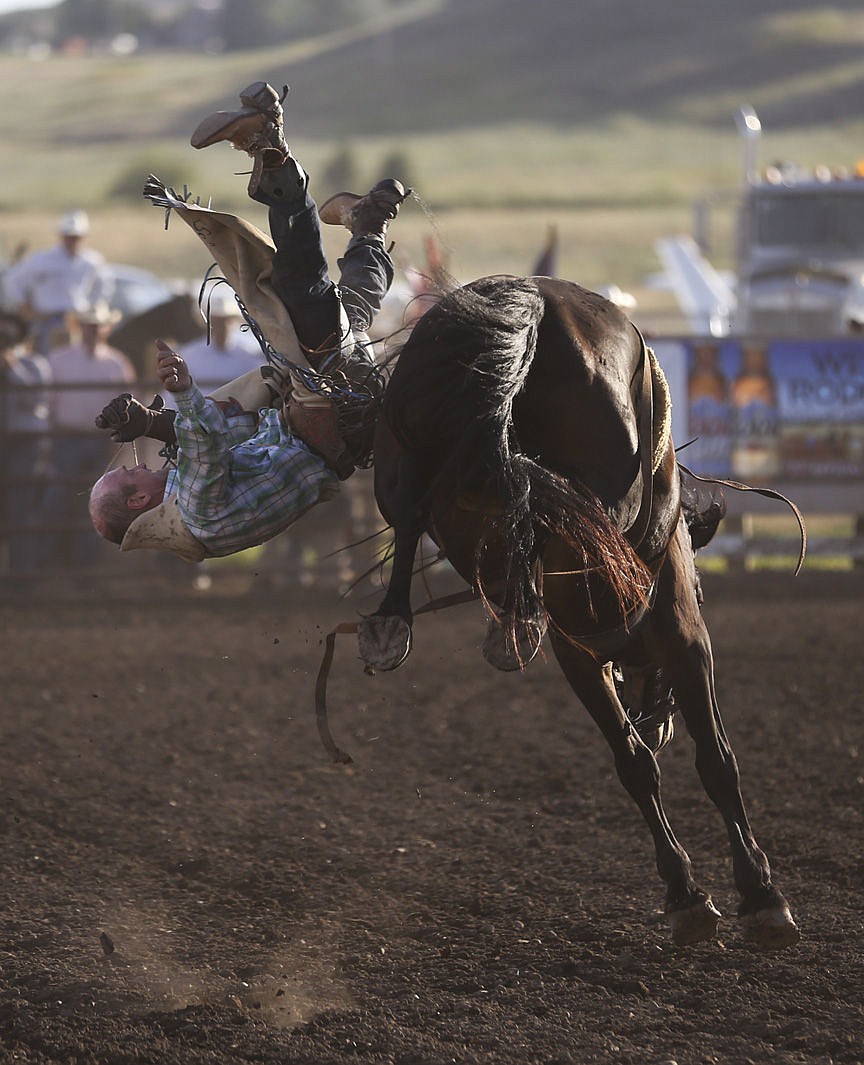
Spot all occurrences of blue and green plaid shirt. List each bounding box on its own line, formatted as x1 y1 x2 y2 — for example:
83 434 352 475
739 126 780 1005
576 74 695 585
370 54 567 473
165 385 338 557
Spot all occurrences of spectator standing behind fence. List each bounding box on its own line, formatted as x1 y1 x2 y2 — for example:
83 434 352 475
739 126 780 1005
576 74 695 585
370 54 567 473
47 301 135 566
171 285 263 400
0 311 54 573
3 210 115 355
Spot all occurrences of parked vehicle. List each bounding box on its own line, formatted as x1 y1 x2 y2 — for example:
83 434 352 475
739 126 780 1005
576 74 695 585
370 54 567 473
109 264 176 319
658 107 864 337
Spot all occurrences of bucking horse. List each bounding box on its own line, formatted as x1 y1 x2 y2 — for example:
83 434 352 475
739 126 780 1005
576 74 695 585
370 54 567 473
348 274 801 950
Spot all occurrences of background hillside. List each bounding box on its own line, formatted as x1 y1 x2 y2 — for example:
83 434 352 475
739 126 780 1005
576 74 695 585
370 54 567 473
2 0 864 330
223 0 864 136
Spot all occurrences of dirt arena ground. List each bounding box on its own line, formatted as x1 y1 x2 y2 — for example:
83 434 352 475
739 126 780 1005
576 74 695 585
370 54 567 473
1 566 862 1064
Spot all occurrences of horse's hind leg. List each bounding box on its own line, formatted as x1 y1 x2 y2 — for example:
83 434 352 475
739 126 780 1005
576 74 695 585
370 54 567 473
549 635 721 946
656 519 799 949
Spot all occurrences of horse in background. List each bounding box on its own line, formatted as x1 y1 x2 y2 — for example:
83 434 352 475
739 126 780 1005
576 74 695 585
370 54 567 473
109 293 204 380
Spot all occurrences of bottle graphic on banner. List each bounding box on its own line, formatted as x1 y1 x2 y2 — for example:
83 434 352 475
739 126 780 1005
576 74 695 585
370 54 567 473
686 341 731 476
731 341 780 479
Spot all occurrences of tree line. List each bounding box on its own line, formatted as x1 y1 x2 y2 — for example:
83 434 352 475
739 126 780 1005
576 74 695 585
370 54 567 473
47 0 405 52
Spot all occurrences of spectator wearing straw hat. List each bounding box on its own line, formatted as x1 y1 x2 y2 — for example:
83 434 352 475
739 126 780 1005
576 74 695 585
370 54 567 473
46 301 135 565
3 210 115 355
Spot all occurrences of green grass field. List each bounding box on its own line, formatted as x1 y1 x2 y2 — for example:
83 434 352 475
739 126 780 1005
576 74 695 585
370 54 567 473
3 5 864 333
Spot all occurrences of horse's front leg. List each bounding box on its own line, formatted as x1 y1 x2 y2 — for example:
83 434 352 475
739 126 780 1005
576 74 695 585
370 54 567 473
357 443 427 672
549 634 721 946
656 518 799 949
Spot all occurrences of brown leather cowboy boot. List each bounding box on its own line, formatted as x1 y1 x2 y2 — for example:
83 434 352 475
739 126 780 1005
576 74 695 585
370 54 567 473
318 179 411 238
190 81 290 195
285 399 355 481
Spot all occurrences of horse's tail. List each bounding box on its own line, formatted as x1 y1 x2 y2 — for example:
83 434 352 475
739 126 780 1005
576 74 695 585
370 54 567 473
502 457 653 641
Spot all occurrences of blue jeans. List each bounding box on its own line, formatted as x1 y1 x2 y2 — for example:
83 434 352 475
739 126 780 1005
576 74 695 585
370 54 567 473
253 170 393 365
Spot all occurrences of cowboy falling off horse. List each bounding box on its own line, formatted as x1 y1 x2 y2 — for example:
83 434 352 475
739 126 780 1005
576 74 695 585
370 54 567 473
90 80 409 557
90 81 803 950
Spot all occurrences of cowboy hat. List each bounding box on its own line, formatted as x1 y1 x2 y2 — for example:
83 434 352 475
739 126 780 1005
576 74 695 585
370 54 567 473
73 300 122 326
58 210 91 237
205 284 242 318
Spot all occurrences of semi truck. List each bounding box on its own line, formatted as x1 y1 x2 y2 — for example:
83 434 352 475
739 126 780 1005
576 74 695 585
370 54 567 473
657 106 864 338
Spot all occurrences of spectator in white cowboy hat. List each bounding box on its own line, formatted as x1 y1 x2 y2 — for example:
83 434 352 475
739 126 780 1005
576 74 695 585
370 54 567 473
48 301 135 431
46 301 136 566
3 210 115 355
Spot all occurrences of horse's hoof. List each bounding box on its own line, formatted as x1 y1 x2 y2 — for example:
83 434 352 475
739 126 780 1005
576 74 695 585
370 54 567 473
482 615 546 672
669 896 722 946
739 904 800 950
358 614 412 672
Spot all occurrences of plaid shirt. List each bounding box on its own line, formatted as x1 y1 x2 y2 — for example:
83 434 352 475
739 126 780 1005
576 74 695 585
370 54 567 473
165 385 338 557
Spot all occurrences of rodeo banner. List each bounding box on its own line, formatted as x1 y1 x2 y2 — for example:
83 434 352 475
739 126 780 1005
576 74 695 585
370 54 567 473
651 337 864 481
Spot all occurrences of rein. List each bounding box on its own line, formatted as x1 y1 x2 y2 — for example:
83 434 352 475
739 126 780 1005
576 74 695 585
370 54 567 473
315 587 479 764
677 461 807 575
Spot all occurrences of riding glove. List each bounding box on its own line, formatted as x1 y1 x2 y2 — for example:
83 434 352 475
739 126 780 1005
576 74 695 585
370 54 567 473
95 393 177 445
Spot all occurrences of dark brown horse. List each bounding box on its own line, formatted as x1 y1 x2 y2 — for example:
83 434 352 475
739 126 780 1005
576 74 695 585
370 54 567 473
358 274 799 949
